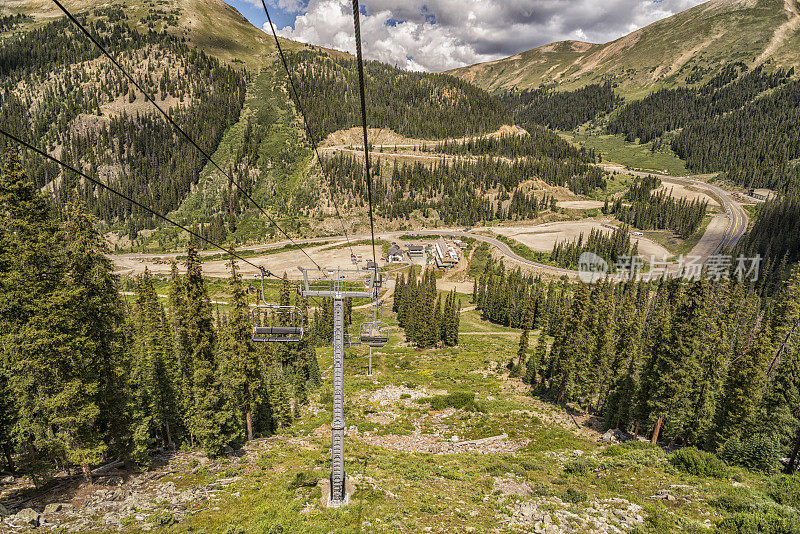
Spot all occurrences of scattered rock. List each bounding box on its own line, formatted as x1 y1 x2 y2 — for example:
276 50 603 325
43 503 65 515
649 489 677 502
15 508 41 527
601 428 635 444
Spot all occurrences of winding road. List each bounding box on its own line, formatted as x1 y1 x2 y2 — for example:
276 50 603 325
112 166 749 280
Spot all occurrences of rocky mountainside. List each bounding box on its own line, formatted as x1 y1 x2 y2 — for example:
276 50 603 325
450 0 800 97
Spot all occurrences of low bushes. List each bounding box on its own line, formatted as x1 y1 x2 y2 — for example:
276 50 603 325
717 507 800 534
764 473 800 508
720 434 781 473
422 390 482 412
669 447 729 478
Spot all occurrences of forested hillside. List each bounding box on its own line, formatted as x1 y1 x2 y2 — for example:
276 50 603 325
501 83 622 132
289 51 511 141
323 142 605 226
607 65 800 190
474 252 800 476
0 7 246 234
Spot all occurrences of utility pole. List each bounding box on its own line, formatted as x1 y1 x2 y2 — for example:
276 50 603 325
299 267 378 506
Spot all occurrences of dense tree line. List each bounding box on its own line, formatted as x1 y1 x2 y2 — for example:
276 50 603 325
607 65 791 144
393 267 460 348
424 129 598 163
323 149 604 225
501 83 622 131
606 176 708 237
476 244 800 473
0 152 320 479
289 51 510 141
550 224 637 269
519 272 800 474
672 79 800 190
0 11 247 233
607 63 799 190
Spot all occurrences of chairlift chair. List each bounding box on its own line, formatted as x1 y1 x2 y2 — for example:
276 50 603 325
251 305 304 343
359 320 389 347
251 267 304 343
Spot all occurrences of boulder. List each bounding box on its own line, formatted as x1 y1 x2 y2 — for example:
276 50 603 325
15 508 41 527
0 503 12 517
648 490 676 502
43 503 64 515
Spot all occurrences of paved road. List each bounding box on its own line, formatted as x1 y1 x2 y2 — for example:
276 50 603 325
113 168 748 280
602 166 749 253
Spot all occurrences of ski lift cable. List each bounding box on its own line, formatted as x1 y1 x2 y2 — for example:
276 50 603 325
349 0 379 279
259 0 356 261
50 0 325 274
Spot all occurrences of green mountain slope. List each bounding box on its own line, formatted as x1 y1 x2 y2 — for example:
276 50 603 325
0 0 519 248
450 0 800 97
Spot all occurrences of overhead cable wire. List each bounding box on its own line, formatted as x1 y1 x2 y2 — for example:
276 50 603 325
349 0 379 276
0 126 270 274
50 0 325 273
259 0 356 260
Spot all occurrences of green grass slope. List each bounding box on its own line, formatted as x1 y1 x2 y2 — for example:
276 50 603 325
450 0 799 98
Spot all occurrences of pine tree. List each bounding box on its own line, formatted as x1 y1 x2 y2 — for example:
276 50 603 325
759 266 800 472
714 328 770 446
184 248 234 456
168 261 191 431
219 258 262 442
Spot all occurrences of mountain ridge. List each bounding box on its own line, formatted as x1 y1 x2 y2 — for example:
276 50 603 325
449 0 800 96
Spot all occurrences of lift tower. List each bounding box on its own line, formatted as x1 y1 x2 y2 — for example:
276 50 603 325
298 267 380 505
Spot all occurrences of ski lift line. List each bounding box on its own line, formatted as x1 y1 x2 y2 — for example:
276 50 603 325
350 0 379 279
50 0 325 274
259 0 355 260
0 126 266 273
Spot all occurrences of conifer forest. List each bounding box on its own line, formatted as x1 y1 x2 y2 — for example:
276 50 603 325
2 0 800 532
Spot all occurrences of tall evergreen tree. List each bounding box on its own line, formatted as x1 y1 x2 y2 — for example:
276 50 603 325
184 248 234 456
219 258 262 442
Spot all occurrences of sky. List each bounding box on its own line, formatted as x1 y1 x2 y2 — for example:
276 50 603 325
229 0 709 72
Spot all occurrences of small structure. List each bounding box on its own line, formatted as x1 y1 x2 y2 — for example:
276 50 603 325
387 244 404 263
434 239 460 268
408 244 425 258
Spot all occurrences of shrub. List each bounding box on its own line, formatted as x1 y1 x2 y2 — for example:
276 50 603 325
428 390 480 411
669 447 729 478
561 487 587 503
721 434 781 473
717 508 800 534
564 456 599 476
288 471 318 489
711 488 764 513
602 440 661 457
765 473 800 508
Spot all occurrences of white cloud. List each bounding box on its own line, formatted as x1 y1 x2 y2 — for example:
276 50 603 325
271 0 709 72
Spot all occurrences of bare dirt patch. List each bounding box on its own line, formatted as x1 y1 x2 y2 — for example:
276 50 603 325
321 125 522 149
656 183 721 210
556 200 605 210
489 222 671 260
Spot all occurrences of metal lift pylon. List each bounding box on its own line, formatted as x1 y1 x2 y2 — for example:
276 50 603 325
298 267 380 506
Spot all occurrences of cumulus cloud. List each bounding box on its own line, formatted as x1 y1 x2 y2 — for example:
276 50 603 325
271 0 708 72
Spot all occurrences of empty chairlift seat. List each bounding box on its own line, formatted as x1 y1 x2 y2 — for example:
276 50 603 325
251 305 304 343
359 321 389 347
